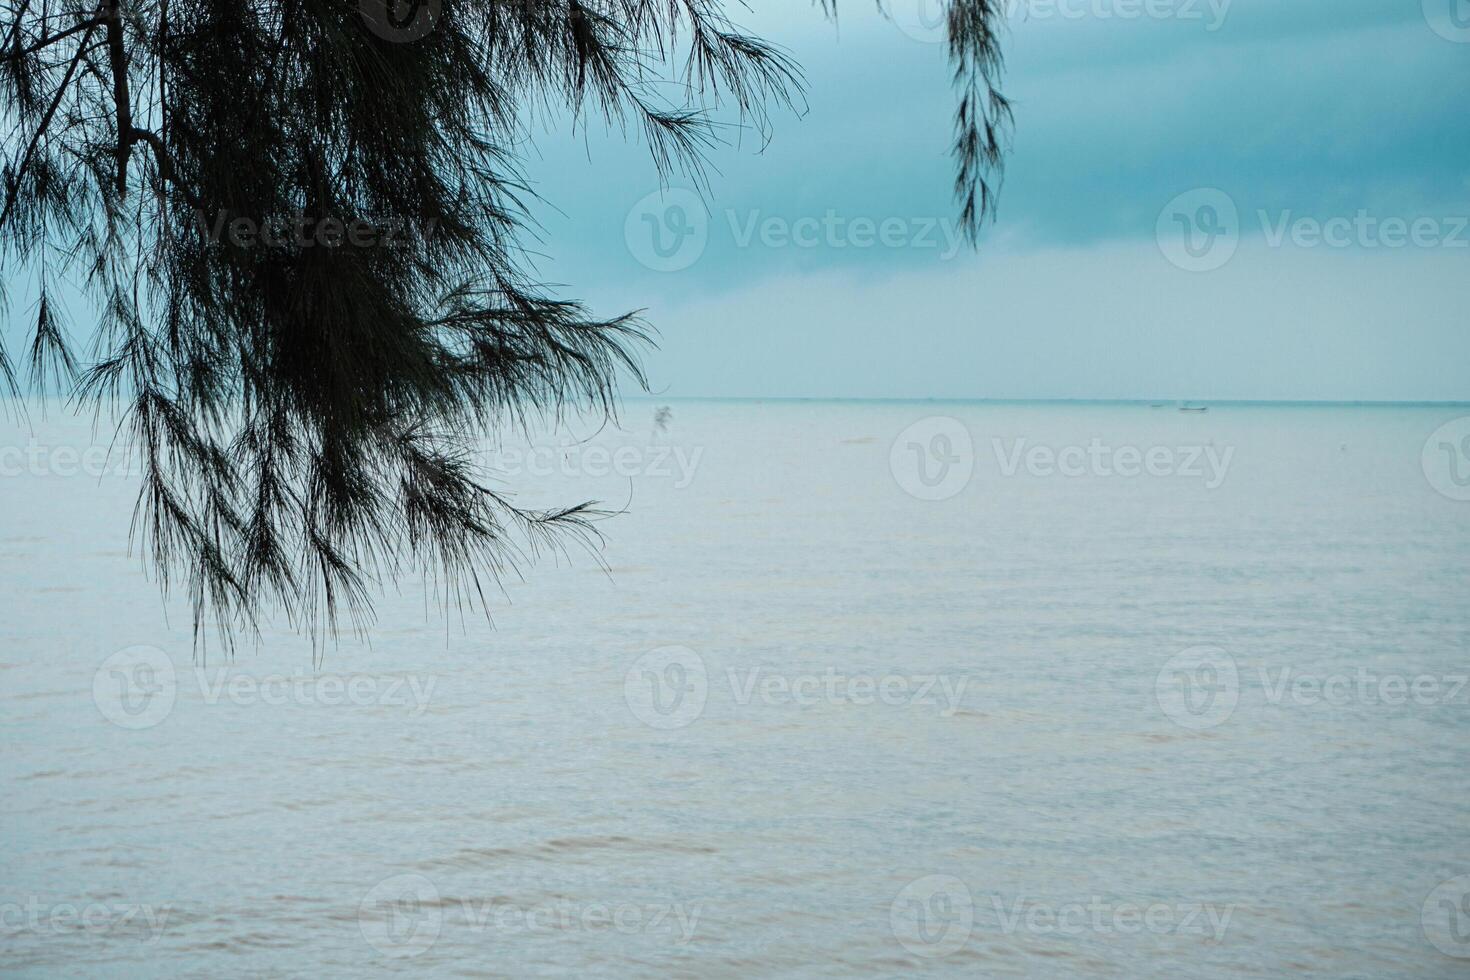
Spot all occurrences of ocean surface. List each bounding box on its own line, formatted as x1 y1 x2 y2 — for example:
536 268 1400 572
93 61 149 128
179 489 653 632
2 399 1469 977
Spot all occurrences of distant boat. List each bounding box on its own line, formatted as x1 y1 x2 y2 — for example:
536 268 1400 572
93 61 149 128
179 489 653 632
1179 403 1209 413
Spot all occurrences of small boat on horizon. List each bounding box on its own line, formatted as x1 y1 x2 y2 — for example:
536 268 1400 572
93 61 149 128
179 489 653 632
1179 403 1209 413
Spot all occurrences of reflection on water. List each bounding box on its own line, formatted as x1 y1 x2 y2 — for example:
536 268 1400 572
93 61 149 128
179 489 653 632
2 401 1469 976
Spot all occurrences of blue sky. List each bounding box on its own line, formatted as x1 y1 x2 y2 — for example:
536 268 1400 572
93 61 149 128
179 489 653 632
517 0 1470 400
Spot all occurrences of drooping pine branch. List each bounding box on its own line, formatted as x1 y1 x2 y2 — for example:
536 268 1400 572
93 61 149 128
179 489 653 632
0 0 1010 651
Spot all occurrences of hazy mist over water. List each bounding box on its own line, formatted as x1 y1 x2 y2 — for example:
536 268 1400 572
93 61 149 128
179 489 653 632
2 399 1469 976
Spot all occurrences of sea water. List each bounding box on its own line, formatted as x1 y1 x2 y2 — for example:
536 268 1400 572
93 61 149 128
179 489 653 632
2 400 1468 977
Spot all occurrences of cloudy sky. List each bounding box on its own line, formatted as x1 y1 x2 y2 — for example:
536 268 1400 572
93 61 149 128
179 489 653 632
519 0 1470 401
4 1 1464 401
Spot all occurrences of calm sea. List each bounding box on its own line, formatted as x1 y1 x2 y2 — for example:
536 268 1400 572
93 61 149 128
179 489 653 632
2 400 1469 977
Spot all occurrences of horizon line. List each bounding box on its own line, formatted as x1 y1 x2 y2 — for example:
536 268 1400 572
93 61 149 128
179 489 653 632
3 394 1467 409
621 395 1470 407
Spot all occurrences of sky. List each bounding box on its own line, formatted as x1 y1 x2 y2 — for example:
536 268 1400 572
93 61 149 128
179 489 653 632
516 0 1470 401
4 0 1467 402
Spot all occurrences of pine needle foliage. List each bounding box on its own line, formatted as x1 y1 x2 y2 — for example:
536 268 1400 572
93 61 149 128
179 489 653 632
0 0 1010 649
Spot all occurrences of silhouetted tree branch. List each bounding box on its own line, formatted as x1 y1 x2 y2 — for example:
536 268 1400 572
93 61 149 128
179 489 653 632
0 0 1011 653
